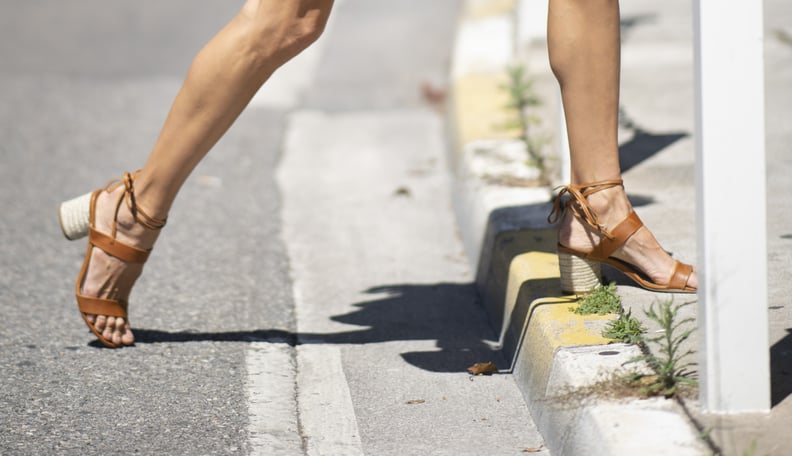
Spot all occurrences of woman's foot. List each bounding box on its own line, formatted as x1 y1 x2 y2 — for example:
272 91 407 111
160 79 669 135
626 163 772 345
77 182 162 346
557 184 698 290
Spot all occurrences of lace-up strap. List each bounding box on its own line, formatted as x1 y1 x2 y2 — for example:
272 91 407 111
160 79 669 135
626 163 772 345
104 171 167 237
547 179 624 235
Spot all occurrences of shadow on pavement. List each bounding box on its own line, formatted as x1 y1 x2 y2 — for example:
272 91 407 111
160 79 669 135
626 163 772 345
131 282 502 373
126 156 676 373
620 13 657 40
619 130 688 174
771 329 792 406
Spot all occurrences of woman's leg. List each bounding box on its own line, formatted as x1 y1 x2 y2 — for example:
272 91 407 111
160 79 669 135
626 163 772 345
80 0 334 346
547 0 697 288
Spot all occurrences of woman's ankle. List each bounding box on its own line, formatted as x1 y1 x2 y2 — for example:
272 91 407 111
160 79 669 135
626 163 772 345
585 184 632 230
96 187 161 250
131 170 177 221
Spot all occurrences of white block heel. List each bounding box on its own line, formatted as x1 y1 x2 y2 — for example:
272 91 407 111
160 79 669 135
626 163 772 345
58 192 92 240
558 251 602 294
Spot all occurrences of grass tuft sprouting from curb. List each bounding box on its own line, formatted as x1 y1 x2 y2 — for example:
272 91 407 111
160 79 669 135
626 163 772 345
568 283 697 399
570 282 622 315
626 299 698 398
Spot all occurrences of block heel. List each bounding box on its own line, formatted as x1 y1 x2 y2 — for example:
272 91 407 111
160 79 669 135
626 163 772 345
58 192 92 240
558 251 602 294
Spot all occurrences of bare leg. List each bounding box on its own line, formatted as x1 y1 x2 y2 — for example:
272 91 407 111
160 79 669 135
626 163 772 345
80 0 334 346
547 0 697 289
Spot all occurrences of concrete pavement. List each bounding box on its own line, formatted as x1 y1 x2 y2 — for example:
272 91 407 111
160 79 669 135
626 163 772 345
448 0 792 454
274 1 546 452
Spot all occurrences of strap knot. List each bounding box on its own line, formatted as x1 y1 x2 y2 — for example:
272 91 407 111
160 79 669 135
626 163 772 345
547 179 624 238
104 171 167 238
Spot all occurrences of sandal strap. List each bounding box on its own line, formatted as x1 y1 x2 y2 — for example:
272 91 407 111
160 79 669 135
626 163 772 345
85 172 158 264
89 226 151 264
105 171 167 234
76 294 128 319
592 210 644 259
548 179 624 232
669 261 694 290
73 170 163 345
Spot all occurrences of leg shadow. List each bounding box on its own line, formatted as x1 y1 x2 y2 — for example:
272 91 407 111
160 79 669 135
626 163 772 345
771 329 792 406
619 130 688 174
132 282 503 374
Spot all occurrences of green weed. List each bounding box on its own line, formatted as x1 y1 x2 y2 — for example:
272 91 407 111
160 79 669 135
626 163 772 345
566 286 698 400
501 65 549 181
741 439 768 456
627 300 697 398
570 282 621 315
602 307 646 344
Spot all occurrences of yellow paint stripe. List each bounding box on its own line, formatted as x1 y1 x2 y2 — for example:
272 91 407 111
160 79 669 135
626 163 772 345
464 0 517 19
537 301 615 347
510 252 614 348
505 252 615 393
452 74 520 146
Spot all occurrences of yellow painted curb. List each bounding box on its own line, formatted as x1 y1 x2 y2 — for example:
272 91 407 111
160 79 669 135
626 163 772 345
509 252 614 352
464 0 516 19
452 0 615 377
496 249 614 401
452 74 519 145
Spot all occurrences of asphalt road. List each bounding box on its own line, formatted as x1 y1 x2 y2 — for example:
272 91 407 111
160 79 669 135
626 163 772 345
0 1 294 454
1 2 545 455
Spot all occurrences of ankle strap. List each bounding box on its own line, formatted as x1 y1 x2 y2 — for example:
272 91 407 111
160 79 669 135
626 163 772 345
105 171 167 236
547 179 623 232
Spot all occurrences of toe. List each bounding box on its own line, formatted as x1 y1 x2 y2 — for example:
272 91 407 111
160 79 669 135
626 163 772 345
687 269 698 289
112 317 133 346
102 316 116 340
120 321 135 346
94 315 107 332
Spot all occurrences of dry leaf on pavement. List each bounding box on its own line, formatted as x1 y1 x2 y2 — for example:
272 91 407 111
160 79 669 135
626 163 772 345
466 361 497 375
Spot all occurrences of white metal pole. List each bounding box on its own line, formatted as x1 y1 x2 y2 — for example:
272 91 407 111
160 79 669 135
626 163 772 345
693 0 770 412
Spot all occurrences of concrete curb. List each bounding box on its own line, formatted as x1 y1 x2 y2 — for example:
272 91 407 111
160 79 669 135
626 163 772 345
447 1 708 454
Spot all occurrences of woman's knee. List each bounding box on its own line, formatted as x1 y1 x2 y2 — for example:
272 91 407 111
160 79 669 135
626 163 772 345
547 0 619 82
239 0 333 65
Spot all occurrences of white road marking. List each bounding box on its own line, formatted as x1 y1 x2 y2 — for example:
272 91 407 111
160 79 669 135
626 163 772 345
246 343 303 456
297 345 364 456
246 5 355 455
273 109 544 454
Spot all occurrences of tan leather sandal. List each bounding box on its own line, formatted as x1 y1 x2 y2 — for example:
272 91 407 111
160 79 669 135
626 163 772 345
60 172 166 348
548 179 696 295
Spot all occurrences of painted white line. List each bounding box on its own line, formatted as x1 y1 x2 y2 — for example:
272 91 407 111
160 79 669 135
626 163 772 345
278 109 544 454
246 342 303 456
247 4 356 454
297 345 364 456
